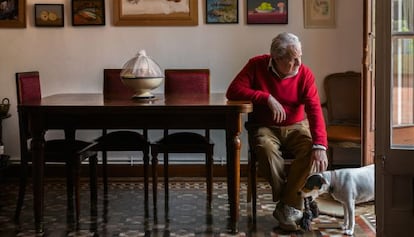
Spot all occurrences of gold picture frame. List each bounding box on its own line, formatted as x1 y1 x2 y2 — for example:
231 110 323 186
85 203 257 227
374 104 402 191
0 0 26 28
303 0 335 28
113 0 198 26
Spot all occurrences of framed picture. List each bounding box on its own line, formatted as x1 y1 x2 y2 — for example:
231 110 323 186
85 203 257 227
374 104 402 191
113 0 198 26
35 4 64 27
303 0 335 28
0 0 26 28
247 0 288 24
72 0 105 26
206 0 238 24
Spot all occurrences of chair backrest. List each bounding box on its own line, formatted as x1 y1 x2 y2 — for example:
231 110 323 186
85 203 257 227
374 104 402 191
103 69 135 99
103 68 148 137
15 71 41 104
164 69 210 138
15 71 41 154
164 69 210 95
324 71 361 125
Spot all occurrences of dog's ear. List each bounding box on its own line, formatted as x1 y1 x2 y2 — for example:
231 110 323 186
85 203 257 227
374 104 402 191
303 174 324 191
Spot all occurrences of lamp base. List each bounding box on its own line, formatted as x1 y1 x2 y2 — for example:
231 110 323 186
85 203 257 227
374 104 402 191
132 91 156 99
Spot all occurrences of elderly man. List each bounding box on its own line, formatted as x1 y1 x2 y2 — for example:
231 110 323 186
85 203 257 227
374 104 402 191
226 32 328 231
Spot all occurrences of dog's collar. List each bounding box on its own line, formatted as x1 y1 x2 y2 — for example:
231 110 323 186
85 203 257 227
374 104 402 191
328 171 335 193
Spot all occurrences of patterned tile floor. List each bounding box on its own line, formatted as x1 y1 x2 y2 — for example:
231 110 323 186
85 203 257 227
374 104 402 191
0 178 375 236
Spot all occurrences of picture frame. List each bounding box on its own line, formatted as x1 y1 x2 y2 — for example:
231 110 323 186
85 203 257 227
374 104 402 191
113 0 198 26
0 0 26 28
72 0 105 26
35 4 64 27
206 0 238 24
303 0 335 28
247 0 288 24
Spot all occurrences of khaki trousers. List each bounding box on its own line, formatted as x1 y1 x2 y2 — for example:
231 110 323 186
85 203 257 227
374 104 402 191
248 120 313 210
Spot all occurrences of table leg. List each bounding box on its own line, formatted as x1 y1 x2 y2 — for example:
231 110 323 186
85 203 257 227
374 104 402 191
226 117 242 234
30 124 45 233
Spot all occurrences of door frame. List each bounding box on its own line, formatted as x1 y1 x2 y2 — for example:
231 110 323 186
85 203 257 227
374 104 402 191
362 0 375 166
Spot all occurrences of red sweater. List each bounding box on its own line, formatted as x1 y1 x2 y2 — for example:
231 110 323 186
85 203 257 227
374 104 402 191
226 54 327 147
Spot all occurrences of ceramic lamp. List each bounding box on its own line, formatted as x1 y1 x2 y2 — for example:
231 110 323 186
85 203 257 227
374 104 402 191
120 50 164 99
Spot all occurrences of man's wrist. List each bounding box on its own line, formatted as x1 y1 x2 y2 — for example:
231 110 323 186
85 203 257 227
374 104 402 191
312 144 327 150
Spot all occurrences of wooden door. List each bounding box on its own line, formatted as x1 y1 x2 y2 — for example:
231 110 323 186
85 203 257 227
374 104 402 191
376 0 414 236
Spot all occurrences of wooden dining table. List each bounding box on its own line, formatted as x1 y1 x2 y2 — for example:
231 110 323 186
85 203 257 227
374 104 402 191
18 92 252 234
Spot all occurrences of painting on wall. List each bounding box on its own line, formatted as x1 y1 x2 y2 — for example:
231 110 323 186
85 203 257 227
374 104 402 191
247 0 288 24
0 0 26 28
206 0 238 24
113 0 198 26
72 0 105 26
303 0 335 28
34 4 64 27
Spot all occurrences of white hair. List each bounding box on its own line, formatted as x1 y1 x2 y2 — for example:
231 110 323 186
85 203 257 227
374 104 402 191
270 32 302 59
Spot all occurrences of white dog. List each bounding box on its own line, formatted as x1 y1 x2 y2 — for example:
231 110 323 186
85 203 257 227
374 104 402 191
300 164 375 235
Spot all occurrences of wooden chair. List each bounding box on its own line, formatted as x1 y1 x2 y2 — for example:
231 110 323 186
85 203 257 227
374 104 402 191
14 71 98 222
245 118 295 219
323 71 362 167
78 69 151 207
151 69 214 207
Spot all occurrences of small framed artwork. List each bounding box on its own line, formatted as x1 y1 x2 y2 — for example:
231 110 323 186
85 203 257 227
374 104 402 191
113 0 198 26
247 0 288 24
303 0 335 28
35 4 64 27
72 0 105 26
0 0 26 28
206 0 238 24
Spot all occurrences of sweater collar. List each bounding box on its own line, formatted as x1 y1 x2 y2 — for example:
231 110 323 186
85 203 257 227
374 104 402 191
268 58 299 79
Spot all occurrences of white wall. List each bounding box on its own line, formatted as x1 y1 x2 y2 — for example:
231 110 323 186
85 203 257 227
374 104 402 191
0 0 363 164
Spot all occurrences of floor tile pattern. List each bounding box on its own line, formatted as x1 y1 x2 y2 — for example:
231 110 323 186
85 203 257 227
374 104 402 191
0 179 375 236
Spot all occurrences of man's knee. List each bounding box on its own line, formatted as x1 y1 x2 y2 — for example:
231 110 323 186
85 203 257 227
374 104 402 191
254 136 281 156
253 127 278 146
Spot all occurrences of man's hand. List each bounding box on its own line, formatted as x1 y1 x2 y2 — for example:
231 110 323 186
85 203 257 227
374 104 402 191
310 149 328 173
267 95 286 123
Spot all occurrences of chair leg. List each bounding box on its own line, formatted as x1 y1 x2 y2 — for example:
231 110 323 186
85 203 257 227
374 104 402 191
89 154 98 216
206 149 213 206
143 151 149 204
14 159 29 222
248 149 257 219
66 161 74 213
102 150 108 197
143 150 150 217
151 151 159 210
73 158 81 223
164 152 169 210
251 157 257 219
247 163 252 203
